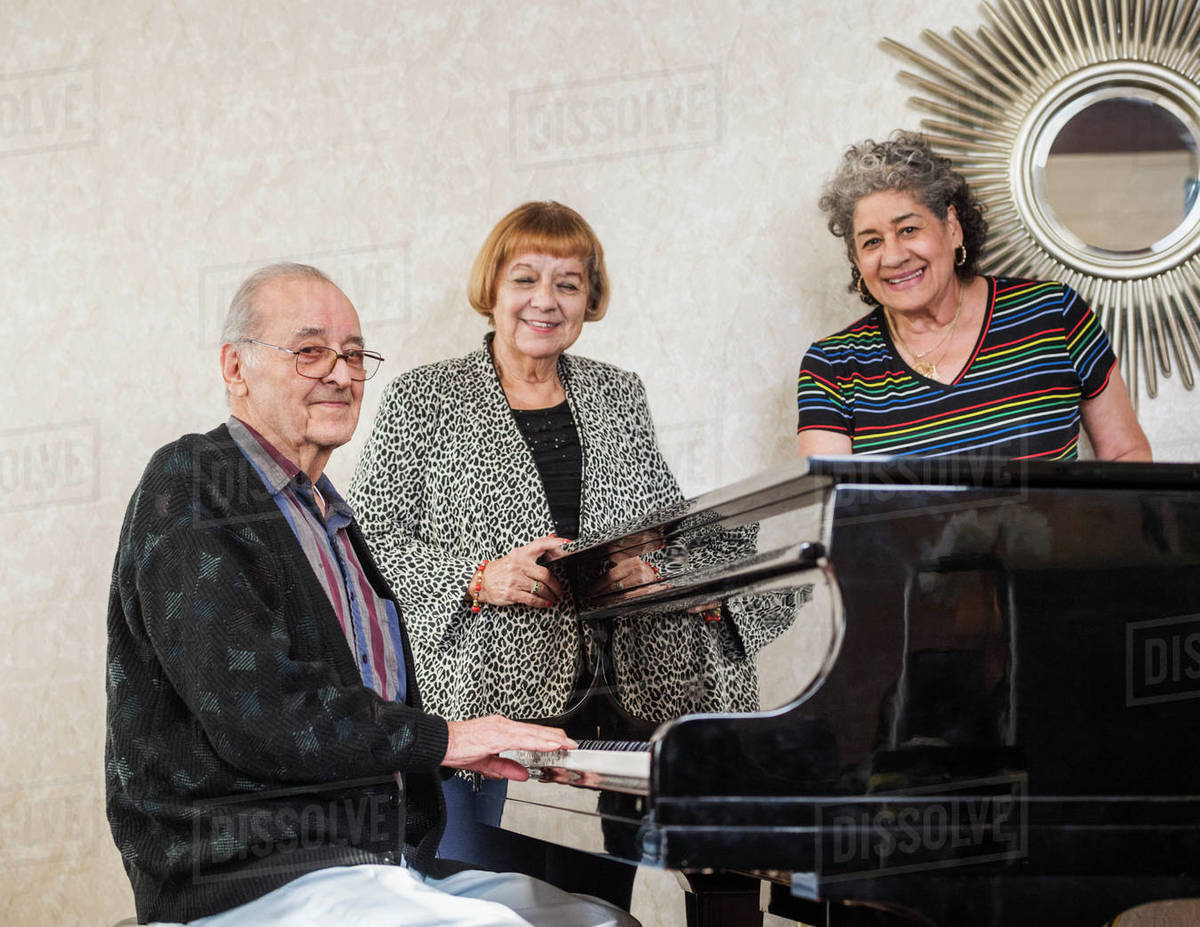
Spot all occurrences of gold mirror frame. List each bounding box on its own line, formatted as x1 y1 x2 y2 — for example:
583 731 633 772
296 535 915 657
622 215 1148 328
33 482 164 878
884 0 1200 399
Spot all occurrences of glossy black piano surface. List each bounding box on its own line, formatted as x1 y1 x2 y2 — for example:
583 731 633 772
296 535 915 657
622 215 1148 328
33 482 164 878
498 456 1200 926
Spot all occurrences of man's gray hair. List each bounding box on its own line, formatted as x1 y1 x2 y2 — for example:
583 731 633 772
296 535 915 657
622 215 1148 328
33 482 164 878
220 262 336 345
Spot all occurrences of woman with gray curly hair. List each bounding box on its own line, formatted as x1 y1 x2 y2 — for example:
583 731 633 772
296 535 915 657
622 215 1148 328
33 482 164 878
797 131 1150 460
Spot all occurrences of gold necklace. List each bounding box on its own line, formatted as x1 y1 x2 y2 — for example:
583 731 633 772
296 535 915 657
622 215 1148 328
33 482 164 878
886 286 964 380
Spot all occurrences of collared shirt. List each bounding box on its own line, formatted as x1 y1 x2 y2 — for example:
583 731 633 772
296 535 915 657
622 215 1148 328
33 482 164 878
228 416 407 703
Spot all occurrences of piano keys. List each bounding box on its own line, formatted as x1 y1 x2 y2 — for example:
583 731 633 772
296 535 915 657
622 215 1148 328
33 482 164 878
500 741 652 794
497 455 1200 926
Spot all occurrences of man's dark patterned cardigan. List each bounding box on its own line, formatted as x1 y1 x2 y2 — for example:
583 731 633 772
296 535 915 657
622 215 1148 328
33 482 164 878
105 424 452 923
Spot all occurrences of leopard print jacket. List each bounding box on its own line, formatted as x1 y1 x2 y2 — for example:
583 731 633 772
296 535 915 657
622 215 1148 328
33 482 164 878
349 335 795 723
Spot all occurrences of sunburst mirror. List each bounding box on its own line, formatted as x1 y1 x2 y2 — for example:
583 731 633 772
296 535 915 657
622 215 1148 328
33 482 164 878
884 0 1200 400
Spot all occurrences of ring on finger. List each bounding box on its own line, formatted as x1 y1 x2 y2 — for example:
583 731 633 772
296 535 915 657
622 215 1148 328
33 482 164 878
531 580 541 596
615 580 624 591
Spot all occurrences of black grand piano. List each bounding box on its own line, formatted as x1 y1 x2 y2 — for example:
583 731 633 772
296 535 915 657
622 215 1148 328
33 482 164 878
496 456 1200 926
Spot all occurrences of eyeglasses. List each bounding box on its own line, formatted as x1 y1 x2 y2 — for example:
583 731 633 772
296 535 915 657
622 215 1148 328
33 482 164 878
240 339 385 381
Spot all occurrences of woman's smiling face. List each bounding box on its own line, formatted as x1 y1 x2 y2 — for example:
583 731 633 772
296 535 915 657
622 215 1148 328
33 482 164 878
852 188 962 315
490 251 589 363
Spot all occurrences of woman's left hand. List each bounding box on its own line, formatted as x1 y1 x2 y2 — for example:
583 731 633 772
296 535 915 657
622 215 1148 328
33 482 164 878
478 535 568 608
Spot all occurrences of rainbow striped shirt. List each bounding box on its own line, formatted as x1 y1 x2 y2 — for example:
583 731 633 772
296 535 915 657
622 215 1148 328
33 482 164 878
796 278 1116 459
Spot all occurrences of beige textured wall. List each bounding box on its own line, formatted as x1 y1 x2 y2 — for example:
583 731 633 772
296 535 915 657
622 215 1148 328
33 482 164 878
2 2 1196 925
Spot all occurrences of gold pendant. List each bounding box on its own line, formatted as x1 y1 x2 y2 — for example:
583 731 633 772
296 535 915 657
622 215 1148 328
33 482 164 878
914 360 937 379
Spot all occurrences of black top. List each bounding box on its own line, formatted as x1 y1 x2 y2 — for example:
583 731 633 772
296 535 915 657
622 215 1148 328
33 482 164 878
512 399 583 538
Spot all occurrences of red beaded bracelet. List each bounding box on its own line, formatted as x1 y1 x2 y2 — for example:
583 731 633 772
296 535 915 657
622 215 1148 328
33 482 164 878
470 560 489 613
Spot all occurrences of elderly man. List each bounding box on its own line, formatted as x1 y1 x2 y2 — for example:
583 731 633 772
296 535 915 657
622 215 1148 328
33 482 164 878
105 263 637 927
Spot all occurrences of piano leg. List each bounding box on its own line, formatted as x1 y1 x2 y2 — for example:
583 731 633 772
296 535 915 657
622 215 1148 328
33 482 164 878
675 872 763 927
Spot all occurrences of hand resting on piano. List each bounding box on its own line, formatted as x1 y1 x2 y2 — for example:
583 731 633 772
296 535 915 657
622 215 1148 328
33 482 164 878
444 714 578 781
500 741 653 794
473 535 568 608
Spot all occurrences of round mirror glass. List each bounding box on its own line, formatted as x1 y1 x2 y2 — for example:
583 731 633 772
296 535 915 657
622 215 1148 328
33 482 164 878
1041 96 1199 253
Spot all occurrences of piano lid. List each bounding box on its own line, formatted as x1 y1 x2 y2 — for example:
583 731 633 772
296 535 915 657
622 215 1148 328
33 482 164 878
537 457 840 734
806 454 1200 491
554 454 1200 570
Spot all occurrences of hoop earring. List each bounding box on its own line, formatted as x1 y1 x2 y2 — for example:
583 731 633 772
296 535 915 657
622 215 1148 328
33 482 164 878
955 244 967 267
855 272 874 305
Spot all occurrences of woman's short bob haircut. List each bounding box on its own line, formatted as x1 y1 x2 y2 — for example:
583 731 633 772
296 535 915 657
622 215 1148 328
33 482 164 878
819 131 987 297
467 201 610 322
